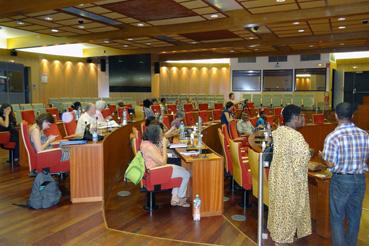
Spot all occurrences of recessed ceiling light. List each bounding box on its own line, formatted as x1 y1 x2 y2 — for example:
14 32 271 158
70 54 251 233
103 40 110 43
318 63 323 67
339 43 345 45
51 29 59 32
276 0 286 2
127 38 133 41
309 45 314 48
249 44 259 48
338 17 346 21
230 50 235 53
162 51 167 54
137 23 144 27
16 20 24 25
79 3 84 7
44 16 53 21
338 26 346 29
123 45 128 47
254 48 259 51
191 41 198 44
210 14 219 18
249 37 256 40
78 25 85 29
298 29 305 32
146 43 151 45
293 21 300 25
353 66 358 69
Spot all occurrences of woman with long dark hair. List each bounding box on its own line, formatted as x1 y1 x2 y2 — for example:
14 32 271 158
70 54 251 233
0 103 19 162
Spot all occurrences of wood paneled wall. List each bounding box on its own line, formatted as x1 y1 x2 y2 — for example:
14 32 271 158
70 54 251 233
159 63 230 96
0 51 98 104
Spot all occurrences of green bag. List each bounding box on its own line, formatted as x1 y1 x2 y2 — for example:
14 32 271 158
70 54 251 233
124 151 145 185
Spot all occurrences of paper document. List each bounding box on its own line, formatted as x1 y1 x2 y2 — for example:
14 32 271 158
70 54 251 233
180 151 200 156
169 143 187 149
98 120 120 129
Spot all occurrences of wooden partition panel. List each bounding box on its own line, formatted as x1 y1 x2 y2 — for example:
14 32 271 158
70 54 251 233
202 123 222 155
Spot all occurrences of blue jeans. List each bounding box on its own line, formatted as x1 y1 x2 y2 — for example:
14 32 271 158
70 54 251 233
330 173 366 246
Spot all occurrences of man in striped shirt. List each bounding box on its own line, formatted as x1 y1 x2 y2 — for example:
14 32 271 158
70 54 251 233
321 102 369 246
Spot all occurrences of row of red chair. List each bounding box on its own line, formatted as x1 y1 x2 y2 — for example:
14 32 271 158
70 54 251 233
150 103 224 115
184 110 222 126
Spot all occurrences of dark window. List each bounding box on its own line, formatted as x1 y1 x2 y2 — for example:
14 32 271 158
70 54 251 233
232 70 261 91
268 56 287 62
300 54 321 61
295 68 326 91
238 57 256 63
263 69 293 91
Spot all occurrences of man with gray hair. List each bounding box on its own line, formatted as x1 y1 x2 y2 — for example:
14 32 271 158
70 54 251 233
95 100 109 122
75 103 97 135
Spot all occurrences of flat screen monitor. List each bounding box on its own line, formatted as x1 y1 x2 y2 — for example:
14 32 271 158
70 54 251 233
109 54 151 92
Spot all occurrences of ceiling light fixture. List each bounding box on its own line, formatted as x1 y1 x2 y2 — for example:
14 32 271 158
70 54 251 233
127 38 133 41
123 45 128 47
309 45 314 48
352 66 358 69
78 25 85 29
338 26 346 29
318 63 322 67
254 48 259 51
137 23 144 27
210 14 219 18
230 50 235 53
103 40 110 43
191 41 198 44
338 17 346 21
298 29 305 32
51 29 59 32
339 43 345 46
276 0 286 2
249 37 256 40
44 16 53 21
16 20 25 25
293 21 300 25
146 43 151 45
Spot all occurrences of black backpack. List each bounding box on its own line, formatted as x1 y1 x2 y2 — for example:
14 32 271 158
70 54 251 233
28 170 61 209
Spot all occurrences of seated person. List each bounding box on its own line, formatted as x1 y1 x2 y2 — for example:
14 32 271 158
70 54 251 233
0 103 19 162
143 99 154 119
71 101 82 119
256 111 266 128
237 112 254 136
221 101 234 129
145 116 178 139
117 101 135 115
152 98 159 105
75 103 97 135
140 124 190 207
160 98 167 114
95 100 111 122
29 113 69 161
171 111 185 128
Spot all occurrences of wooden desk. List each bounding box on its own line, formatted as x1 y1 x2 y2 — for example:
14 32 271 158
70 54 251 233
248 124 334 238
176 148 224 217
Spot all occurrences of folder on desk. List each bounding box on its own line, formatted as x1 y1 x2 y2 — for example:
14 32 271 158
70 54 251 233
60 140 88 146
169 143 187 149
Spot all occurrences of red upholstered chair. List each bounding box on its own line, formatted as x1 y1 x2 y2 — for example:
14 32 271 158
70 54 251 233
249 117 257 127
64 115 77 136
278 115 284 125
151 105 161 114
162 115 170 129
274 107 283 117
108 104 116 115
101 108 111 118
218 128 233 175
21 110 35 125
229 120 249 147
44 123 63 141
198 103 208 111
167 104 177 114
247 102 254 110
117 107 131 123
265 115 274 126
125 104 132 109
183 103 193 112
198 110 209 123
142 165 182 211
214 103 224 110
0 131 16 168
260 107 271 115
185 112 196 126
312 114 324 124
46 107 60 121
20 121 69 174
213 109 222 121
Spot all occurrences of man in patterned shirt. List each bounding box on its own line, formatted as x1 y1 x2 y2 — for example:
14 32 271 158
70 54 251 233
321 102 369 246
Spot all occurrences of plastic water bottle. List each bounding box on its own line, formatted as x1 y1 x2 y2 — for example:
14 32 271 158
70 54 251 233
197 134 203 148
92 131 98 143
122 110 127 126
179 121 185 139
193 194 201 221
198 116 202 133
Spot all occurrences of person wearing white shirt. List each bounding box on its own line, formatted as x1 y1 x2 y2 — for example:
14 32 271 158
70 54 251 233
95 100 109 122
75 103 97 136
237 112 254 136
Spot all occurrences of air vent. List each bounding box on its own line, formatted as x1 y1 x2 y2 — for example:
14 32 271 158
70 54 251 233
300 54 321 61
238 57 256 63
268 56 287 62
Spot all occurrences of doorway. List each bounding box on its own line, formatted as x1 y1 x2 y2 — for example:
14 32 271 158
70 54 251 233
344 71 369 107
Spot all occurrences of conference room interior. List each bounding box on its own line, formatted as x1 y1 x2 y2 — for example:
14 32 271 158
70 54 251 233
1 0 369 245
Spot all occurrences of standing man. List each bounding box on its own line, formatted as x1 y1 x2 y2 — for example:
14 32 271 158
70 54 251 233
321 102 369 246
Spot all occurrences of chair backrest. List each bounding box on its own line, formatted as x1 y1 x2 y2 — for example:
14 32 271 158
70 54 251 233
198 110 209 123
185 112 196 126
261 107 271 115
274 107 283 116
183 103 193 112
247 102 254 110
229 120 239 139
46 107 60 121
0 131 10 145
21 110 35 125
218 128 233 174
229 140 243 187
44 123 62 141
117 107 131 123
214 103 224 110
221 124 231 146
64 114 77 136
20 104 32 110
101 108 111 118
265 115 274 125
167 104 177 114
108 104 116 114
249 117 257 127
151 105 161 114
248 148 269 206
162 115 170 129
20 121 37 172
198 103 208 111
213 109 222 120
312 114 324 124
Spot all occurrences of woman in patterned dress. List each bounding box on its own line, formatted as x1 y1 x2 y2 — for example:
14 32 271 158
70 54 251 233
267 104 312 244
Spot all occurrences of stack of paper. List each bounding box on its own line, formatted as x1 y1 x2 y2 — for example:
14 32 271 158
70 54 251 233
169 143 187 149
